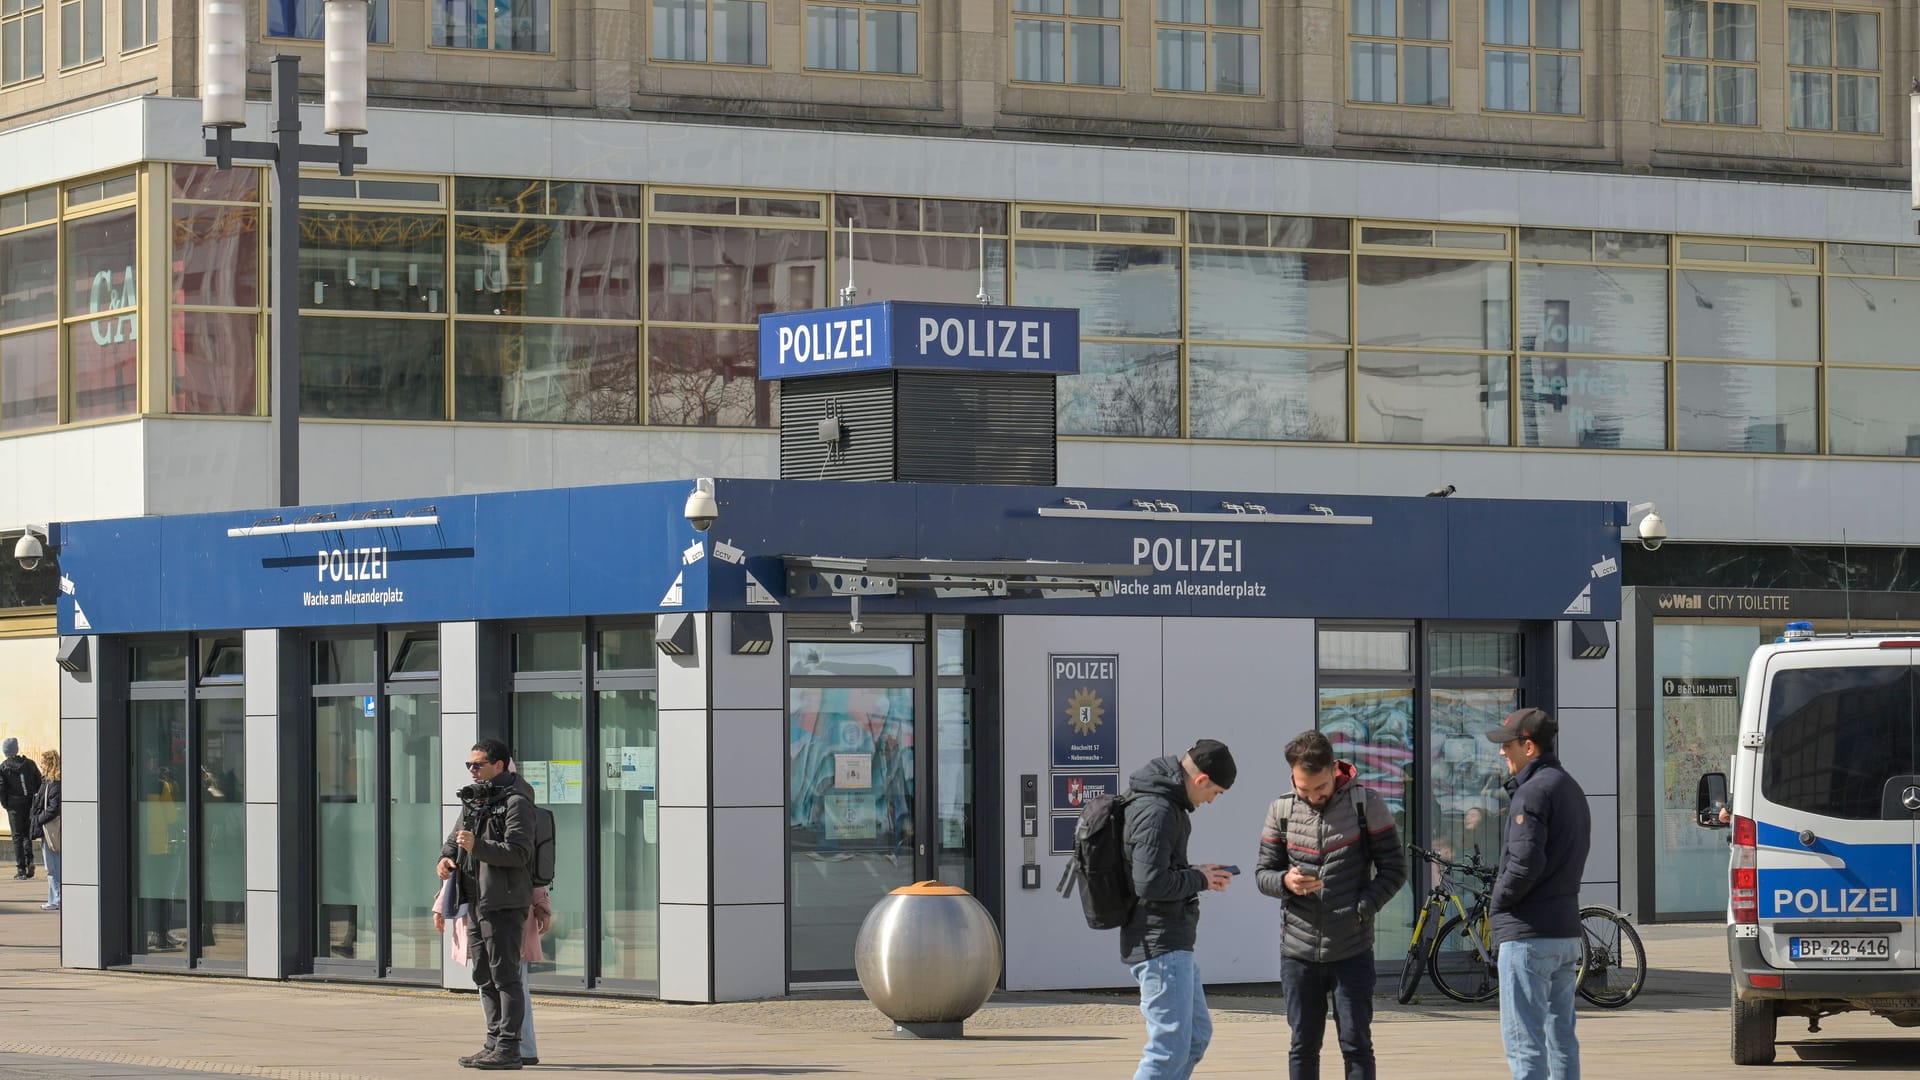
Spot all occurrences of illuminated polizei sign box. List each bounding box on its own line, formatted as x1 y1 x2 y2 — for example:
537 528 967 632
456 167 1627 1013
756 300 1081 380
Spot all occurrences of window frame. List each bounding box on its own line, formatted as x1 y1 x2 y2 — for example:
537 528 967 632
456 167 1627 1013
56 0 100 70
427 0 551 54
1481 0 1583 116
1659 0 1759 127
1784 5 1881 135
1009 0 1125 90
168 164 267 418
265 0 393 44
1 0 46 86
60 171 142 425
1152 0 1263 98
649 0 771 68
803 0 921 77
120 0 156 51
1346 0 1454 108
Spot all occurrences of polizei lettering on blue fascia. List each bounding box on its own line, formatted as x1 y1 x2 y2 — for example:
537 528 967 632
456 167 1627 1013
1131 537 1243 573
1773 886 1901 915
775 316 875 366
317 547 391 582
918 315 1053 361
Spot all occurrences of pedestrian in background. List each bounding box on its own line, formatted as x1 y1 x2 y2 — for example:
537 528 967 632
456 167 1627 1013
31 749 60 910
1 737 42 880
1486 708 1591 1080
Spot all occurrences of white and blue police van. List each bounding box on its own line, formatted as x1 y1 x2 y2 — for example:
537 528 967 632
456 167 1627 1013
1699 621 1920 1065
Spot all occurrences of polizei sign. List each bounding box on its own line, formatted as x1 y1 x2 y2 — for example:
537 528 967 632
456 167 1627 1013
756 300 1080 379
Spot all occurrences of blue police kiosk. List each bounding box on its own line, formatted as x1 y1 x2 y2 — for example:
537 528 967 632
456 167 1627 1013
47 303 1628 1003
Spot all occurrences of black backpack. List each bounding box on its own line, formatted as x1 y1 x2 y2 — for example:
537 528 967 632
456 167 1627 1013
1054 790 1137 930
526 800 557 889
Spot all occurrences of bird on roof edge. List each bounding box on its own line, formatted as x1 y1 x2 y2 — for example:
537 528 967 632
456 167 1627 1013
1426 485 1456 498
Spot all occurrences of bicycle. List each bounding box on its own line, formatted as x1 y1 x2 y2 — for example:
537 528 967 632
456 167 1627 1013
1398 844 1499 1004
1576 904 1646 1008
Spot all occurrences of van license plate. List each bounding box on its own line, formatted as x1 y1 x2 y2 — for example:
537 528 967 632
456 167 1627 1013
1790 936 1890 960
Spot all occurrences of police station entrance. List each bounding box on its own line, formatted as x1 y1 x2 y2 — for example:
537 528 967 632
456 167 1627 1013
784 615 998 983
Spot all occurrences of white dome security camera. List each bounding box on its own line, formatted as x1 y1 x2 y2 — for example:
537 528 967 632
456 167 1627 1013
684 478 718 533
1638 510 1667 552
13 531 42 571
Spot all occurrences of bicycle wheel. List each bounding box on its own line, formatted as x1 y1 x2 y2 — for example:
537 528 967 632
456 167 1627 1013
1576 906 1646 1008
1397 910 1432 1004
1428 915 1500 1003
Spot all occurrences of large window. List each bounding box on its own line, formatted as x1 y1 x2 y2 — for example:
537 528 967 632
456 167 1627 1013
121 0 154 48
432 0 548 51
806 0 917 74
832 195 1007 305
1483 0 1579 114
2 0 44 85
1763 665 1916 822
1517 228 1668 450
1825 243 1920 457
1787 7 1879 133
268 0 391 41
1012 0 1121 88
1154 0 1260 96
0 186 57 430
65 184 138 421
57 0 98 67
510 623 660 992
1349 0 1449 106
652 0 768 65
1673 239 1817 453
170 165 262 416
1662 0 1756 125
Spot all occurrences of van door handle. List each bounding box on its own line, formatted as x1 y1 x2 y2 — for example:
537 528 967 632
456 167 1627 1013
1798 829 1817 847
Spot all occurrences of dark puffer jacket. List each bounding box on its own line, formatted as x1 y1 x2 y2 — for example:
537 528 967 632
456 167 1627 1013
441 771 537 916
1119 756 1207 964
1491 754 1590 943
1255 761 1406 963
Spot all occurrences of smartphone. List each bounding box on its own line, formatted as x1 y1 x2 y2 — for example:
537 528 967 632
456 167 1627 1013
1221 865 1242 876
1296 866 1320 879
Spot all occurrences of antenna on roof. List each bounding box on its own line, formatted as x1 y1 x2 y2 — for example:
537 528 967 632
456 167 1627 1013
975 226 990 305
1843 529 1855 636
838 216 858 307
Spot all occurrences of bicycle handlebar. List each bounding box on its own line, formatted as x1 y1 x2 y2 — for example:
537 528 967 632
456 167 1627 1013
1408 843 1497 880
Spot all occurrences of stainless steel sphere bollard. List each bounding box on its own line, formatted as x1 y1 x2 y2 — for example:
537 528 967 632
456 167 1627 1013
854 881 1003 1039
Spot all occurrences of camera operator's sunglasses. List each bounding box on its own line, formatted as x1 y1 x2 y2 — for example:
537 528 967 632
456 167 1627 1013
464 761 492 772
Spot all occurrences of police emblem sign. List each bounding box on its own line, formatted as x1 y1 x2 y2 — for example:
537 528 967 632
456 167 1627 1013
1051 654 1118 769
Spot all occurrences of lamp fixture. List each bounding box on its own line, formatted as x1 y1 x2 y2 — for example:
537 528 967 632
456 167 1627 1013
656 613 698 657
1221 501 1246 514
730 612 774 655
1039 502 1372 526
226 505 439 538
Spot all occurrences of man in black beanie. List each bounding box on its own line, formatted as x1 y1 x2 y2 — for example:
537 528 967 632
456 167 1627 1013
1121 738 1236 1080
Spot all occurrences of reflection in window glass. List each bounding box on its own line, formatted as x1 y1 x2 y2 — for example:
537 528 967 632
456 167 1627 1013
1188 249 1348 344
516 691 587 981
1674 270 1817 362
134 641 191 682
790 641 914 676
172 312 258 416
936 687 974 892
172 204 260 308
0 327 58 431
315 694 377 961
268 0 390 40
70 323 136 420
1 225 59 330
1653 623 1756 915
834 232 1007 306
1518 263 1667 357
454 218 640 321
645 325 770 428
1014 241 1180 339
455 322 638 425
198 697 247 965
1357 257 1510 351
598 627 657 671
598 689 659 985
1825 276 1920 366
1763 665 1915 821
301 318 446 420
1519 357 1666 450
314 637 377 684
1675 362 1816 453
1356 351 1510 446
646 225 826 323
389 693 441 972
1317 686 1413 956
299 212 448 315
1827 369 1920 457
1318 629 1412 672
133 699 188 957
1189 346 1346 441
515 629 584 672
1428 688 1513 868
1056 342 1180 438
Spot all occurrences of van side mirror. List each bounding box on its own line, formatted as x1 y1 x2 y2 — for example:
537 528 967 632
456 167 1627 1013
1697 772 1730 829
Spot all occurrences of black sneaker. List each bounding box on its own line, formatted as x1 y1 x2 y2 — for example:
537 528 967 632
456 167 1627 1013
471 1047 523 1071
458 1046 495 1068
521 1058 538 1066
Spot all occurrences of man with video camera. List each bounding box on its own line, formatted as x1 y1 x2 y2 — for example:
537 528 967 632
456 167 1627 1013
437 739 538 1070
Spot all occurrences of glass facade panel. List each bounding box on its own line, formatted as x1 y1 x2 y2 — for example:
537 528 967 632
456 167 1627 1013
516 690 587 981
1355 351 1510 446
172 204 259 309
134 641 190 682
1827 276 1920 365
197 697 246 965
1188 249 1347 344
1674 270 1817 362
1357 257 1510 351
1429 687 1514 867
133 699 188 957
269 0 390 39
834 232 1007 306
1518 263 1667 356
1318 629 1412 672
1519 356 1666 449
598 627 655 671
1013 242 1180 339
70 322 136 420
1317 686 1412 957
1057 342 1180 438
790 641 915 676
1652 623 1757 914
172 164 259 203
171 311 258 415
300 212 448 315
455 322 638 424
1189 346 1347 441
646 325 769 427
316 695 378 961
1827 369 1920 457
315 637 378 684
1675 362 1816 453
597 689 659 984
389 692 441 972
0 326 57 431
935 686 974 891
1 224 58 329
646 225 826 322
455 218 640 321
301 318 446 420
515 629 583 672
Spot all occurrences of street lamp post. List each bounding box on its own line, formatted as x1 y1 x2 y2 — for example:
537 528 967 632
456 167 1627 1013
201 0 371 507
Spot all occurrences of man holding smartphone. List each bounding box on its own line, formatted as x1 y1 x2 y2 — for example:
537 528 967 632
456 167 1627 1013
1257 730 1406 1080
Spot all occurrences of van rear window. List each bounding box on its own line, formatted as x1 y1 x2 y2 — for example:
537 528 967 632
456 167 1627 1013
1762 665 1916 820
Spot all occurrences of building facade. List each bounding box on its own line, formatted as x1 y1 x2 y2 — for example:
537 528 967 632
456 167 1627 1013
5 0 1920 963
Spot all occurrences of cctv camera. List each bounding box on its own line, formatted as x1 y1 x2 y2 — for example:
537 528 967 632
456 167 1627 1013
13 531 43 571
1638 511 1667 552
684 478 718 533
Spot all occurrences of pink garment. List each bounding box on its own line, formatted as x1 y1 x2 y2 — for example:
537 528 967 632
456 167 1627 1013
442 882 553 965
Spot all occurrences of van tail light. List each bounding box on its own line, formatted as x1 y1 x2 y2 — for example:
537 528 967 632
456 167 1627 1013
1731 814 1759 925
1748 974 1783 989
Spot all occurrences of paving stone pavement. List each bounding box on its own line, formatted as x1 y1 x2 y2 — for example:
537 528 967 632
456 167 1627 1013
5 873 1920 1077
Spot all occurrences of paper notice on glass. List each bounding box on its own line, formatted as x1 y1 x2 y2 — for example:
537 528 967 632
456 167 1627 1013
642 798 658 844
550 761 584 804
623 746 657 791
823 793 878 840
521 761 550 804
834 753 872 790
602 747 623 789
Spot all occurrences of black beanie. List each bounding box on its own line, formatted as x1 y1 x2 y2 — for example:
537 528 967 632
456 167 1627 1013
1188 739 1237 789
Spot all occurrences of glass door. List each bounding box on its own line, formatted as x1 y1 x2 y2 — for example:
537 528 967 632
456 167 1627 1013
196 697 248 968
131 697 189 961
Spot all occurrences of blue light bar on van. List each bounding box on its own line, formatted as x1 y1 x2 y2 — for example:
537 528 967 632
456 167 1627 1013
1781 621 1815 642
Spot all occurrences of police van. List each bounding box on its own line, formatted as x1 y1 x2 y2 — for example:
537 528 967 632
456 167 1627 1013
1698 622 1920 1065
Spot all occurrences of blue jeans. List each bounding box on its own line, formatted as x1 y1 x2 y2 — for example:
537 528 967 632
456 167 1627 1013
43 842 61 908
1130 950 1212 1080
1282 952 1377 1080
1498 937 1582 1080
